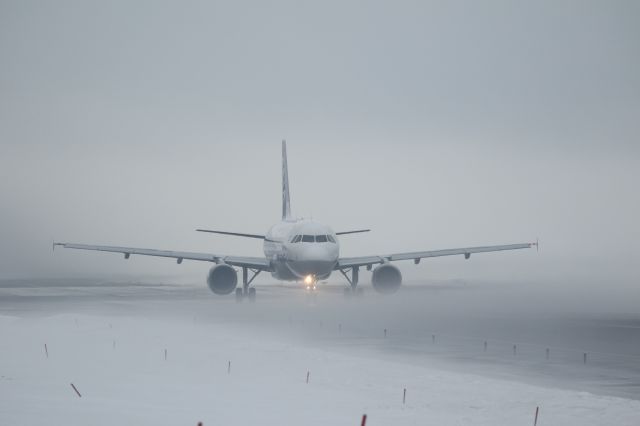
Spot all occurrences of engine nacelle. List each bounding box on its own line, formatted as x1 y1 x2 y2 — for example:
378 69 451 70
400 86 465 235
371 264 402 294
207 264 238 295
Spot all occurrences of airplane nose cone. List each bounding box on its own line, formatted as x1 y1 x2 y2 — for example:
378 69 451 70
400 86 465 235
289 245 337 277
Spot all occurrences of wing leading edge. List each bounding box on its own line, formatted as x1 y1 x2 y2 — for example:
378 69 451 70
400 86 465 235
336 242 536 269
53 242 270 270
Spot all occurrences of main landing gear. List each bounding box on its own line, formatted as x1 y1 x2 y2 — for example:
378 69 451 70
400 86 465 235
236 267 261 302
339 266 364 297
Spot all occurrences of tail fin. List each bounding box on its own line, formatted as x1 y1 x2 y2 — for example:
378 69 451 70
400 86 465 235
282 140 292 220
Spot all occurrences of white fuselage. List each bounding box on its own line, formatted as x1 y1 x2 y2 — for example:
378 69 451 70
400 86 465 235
263 219 339 281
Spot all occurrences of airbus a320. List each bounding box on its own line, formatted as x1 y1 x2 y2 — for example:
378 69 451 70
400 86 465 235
55 141 536 301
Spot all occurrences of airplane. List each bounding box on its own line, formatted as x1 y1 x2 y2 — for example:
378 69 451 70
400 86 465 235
54 141 537 301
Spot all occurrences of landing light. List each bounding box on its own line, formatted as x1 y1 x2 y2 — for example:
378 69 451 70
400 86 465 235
304 275 314 285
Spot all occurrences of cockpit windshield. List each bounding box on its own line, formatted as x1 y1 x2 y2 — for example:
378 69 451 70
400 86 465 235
290 234 336 243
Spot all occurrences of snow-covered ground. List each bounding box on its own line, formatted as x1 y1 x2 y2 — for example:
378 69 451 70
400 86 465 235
1 281 639 425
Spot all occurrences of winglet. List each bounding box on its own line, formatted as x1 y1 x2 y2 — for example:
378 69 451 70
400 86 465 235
531 238 539 252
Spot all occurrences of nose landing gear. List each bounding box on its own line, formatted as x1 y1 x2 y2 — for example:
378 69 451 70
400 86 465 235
303 275 318 291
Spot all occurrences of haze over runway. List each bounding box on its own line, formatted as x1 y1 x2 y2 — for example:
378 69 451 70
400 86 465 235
1 0 639 290
1 1 639 424
2 279 640 425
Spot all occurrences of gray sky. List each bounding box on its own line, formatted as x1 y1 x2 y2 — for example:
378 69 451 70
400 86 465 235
1 0 638 285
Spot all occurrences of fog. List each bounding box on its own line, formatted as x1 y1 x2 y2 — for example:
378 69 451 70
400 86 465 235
1 2 639 288
3 4 640 423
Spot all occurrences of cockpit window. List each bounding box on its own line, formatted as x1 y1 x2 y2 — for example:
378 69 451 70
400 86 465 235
293 234 334 243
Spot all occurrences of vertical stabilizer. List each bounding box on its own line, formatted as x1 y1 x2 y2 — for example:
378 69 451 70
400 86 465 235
282 140 292 220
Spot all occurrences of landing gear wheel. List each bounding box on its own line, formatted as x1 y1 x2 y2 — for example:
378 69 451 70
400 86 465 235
235 288 243 303
248 287 256 302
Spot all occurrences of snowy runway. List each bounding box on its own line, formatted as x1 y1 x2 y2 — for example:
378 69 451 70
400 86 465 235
1 280 639 425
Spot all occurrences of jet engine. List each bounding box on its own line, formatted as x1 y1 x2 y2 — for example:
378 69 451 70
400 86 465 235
207 264 238 295
371 264 402 294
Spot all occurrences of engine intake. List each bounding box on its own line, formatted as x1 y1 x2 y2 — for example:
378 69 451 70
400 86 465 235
371 264 402 294
207 264 238 295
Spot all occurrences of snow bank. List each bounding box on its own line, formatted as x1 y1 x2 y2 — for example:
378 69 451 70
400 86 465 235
1 311 638 425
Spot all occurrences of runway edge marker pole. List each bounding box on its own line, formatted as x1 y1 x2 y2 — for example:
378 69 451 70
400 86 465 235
44 343 48 358
70 383 82 398
534 406 539 425
361 414 367 426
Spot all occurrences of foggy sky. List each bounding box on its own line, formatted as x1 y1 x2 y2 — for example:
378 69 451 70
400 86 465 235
1 0 639 286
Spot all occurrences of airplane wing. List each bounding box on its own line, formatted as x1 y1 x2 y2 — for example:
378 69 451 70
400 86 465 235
53 242 271 270
336 242 536 269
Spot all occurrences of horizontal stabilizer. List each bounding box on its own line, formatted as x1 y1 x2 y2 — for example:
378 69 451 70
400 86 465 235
196 229 265 239
335 229 371 236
